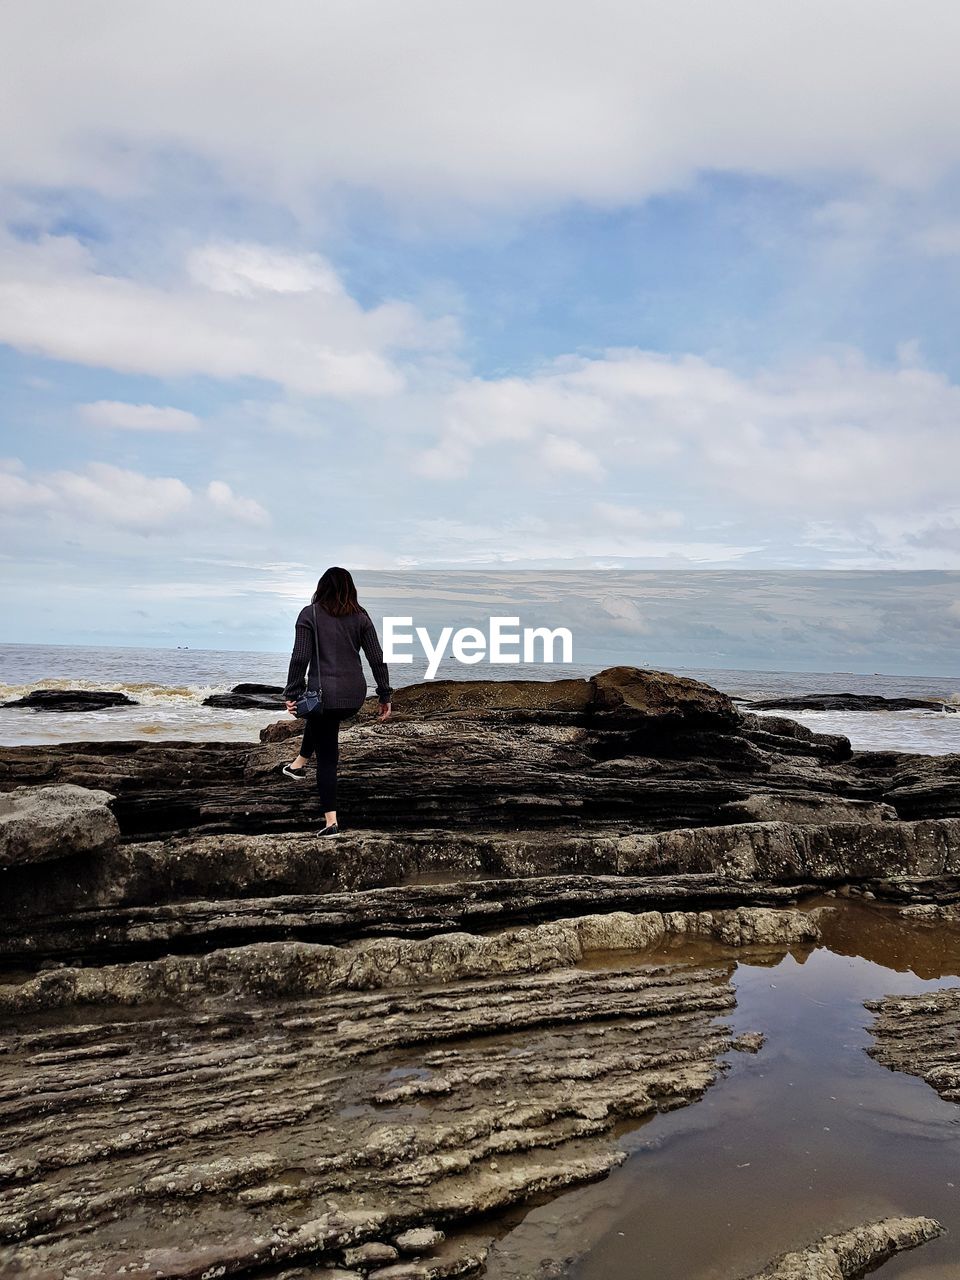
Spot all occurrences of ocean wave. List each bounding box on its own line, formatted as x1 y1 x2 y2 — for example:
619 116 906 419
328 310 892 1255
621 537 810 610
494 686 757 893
0 699 282 746
754 706 959 723
0 678 231 707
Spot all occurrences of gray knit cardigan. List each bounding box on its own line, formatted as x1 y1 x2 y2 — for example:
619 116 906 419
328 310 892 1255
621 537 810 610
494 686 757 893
282 605 392 709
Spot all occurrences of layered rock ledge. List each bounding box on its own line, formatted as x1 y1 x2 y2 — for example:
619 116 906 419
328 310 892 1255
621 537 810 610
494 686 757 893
2 668 957 850
867 987 960 1103
0 906 818 1014
0 954 746 1277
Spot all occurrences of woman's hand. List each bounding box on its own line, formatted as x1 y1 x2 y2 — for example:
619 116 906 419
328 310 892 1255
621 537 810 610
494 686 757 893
377 701 392 722
285 700 298 716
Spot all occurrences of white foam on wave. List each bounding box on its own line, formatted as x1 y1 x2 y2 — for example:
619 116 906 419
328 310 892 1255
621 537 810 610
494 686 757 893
0 701 281 746
753 706 960 754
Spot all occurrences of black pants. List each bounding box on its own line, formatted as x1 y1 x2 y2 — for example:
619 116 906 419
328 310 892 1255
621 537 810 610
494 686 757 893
299 707 360 811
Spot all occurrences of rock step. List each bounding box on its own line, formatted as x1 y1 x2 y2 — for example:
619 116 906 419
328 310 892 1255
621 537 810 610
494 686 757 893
6 819 960 924
0 784 118 870
0 872 813 965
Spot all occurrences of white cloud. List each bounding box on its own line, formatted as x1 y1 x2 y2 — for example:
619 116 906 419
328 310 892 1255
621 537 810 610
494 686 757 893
798 509 960 569
416 370 611 478
420 347 960 515
0 462 269 534
186 243 342 297
1 3 960 207
80 400 200 431
0 467 54 511
0 233 454 399
406 514 760 566
539 434 604 478
7 244 959 563
911 221 960 256
206 480 269 526
594 503 685 532
54 465 193 532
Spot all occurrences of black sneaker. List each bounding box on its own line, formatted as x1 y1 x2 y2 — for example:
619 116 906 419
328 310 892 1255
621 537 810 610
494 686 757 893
317 823 340 837
282 763 307 781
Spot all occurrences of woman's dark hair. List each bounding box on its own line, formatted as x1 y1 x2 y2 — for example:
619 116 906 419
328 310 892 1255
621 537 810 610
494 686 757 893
312 566 365 617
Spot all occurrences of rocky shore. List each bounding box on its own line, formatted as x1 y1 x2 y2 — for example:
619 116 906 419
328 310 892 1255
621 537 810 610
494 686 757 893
2 666 960 1278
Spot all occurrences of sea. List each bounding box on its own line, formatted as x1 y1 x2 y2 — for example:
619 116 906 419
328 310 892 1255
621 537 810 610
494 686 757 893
1 643 959 755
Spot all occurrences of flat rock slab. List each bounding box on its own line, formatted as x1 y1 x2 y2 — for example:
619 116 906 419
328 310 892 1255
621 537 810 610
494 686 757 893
866 986 960 1102
719 793 897 825
0 784 118 869
0 958 742 1277
3 689 138 711
747 693 950 712
742 1216 942 1278
204 690 286 709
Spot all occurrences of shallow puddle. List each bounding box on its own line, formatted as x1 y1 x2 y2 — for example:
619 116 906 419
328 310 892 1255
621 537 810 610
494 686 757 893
485 903 960 1279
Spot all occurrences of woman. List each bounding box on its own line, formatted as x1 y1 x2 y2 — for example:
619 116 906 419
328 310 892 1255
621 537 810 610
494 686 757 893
281 567 392 836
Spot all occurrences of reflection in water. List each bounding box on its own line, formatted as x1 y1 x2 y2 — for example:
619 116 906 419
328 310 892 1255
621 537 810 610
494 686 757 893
818 899 960 982
484 907 960 1280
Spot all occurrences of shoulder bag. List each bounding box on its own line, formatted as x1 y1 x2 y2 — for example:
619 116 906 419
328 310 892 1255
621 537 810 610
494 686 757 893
295 604 324 717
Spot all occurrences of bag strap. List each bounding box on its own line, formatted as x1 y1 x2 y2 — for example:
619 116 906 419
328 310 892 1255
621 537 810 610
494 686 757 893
309 603 323 692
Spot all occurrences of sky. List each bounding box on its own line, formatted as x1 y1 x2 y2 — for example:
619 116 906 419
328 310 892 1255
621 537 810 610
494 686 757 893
3 1 960 649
